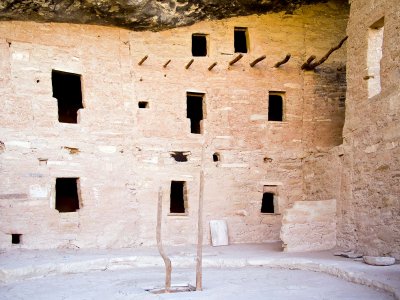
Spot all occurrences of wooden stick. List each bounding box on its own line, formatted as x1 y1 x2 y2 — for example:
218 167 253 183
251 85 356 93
156 187 172 293
196 171 204 291
302 36 348 70
163 59 171 68
274 54 291 68
250 55 266 67
185 59 194 69
138 55 148 66
208 62 217 71
301 55 316 69
229 54 243 66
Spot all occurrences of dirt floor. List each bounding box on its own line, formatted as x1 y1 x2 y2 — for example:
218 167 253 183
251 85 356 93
0 266 395 300
1 243 399 299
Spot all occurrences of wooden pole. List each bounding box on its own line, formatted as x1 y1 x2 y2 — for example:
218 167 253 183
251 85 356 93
138 55 148 66
156 187 172 293
196 170 204 291
208 62 217 71
185 59 194 69
163 59 171 68
301 36 348 70
229 54 243 66
249 55 266 67
274 54 291 68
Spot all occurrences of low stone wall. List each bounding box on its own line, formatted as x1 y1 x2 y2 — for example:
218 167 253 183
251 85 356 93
280 199 336 252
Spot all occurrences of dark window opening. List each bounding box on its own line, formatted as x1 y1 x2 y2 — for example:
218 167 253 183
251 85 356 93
268 93 284 121
56 178 80 213
12 234 21 244
187 93 205 134
261 192 274 213
170 151 190 162
170 181 186 214
52 70 83 123
138 101 149 108
213 153 220 162
192 34 207 57
234 27 248 53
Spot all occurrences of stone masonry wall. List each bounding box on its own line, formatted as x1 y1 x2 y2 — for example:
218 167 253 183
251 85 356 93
0 1 348 249
339 0 400 258
303 0 400 259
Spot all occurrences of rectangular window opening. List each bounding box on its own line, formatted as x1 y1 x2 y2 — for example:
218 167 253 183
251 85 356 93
234 27 248 53
367 17 384 98
170 181 187 214
268 92 284 121
261 192 275 213
138 101 149 108
52 70 83 123
192 34 207 57
11 234 22 244
187 92 205 134
56 178 80 213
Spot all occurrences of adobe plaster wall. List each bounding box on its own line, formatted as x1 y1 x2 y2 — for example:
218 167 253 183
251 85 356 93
0 1 348 249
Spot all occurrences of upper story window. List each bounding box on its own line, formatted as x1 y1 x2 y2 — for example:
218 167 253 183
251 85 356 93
367 17 384 98
192 34 208 56
234 27 248 53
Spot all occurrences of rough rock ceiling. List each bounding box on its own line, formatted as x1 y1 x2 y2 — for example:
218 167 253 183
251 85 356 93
0 0 328 31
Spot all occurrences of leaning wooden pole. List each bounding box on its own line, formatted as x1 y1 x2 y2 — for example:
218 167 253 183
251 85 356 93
156 187 172 293
196 170 205 291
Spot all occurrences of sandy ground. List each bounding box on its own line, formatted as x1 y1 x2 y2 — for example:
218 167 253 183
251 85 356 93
1 244 399 299
0 266 395 300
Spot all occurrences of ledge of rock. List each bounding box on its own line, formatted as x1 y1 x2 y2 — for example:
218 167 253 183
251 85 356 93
0 0 328 31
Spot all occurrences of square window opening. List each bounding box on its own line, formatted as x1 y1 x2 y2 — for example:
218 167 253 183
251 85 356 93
234 27 248 53
170 181 187 214
11 234 22 244
192 34 207 57
261 192 275 213
367 17 384 98
56 178 80 213
138 101 149 108
187 92 205 134
52 70 83 123
268 92 284 121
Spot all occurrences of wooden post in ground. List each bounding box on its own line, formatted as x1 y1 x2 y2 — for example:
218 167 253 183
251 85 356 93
196 170 204 291
156 187 172 293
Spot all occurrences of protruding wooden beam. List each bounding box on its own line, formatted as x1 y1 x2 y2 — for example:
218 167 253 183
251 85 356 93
163 59 171 68
138 55 148 66
250 55 266 67
208 62 217 71
301 36 348 70
185 59 194 69
229 54 243 66
301 55 316 70
274 54 291 68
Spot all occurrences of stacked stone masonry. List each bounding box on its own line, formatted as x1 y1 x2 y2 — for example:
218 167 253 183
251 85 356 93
303 0 400 259
1 1 350 249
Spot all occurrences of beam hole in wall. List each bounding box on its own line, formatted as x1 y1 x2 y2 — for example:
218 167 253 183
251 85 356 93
234 27 248 53
52 70 83 123
170 151 190 162
11 234 22 244
138 101 149 108
187 92 205 134
367 17 384 98
268 92 284 121
261 192 275 213
213 152 220 162
170 181 187 214
56 178 80 213
192 34 207 57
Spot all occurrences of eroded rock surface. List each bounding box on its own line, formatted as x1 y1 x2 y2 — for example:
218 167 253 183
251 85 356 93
0 0 328 30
